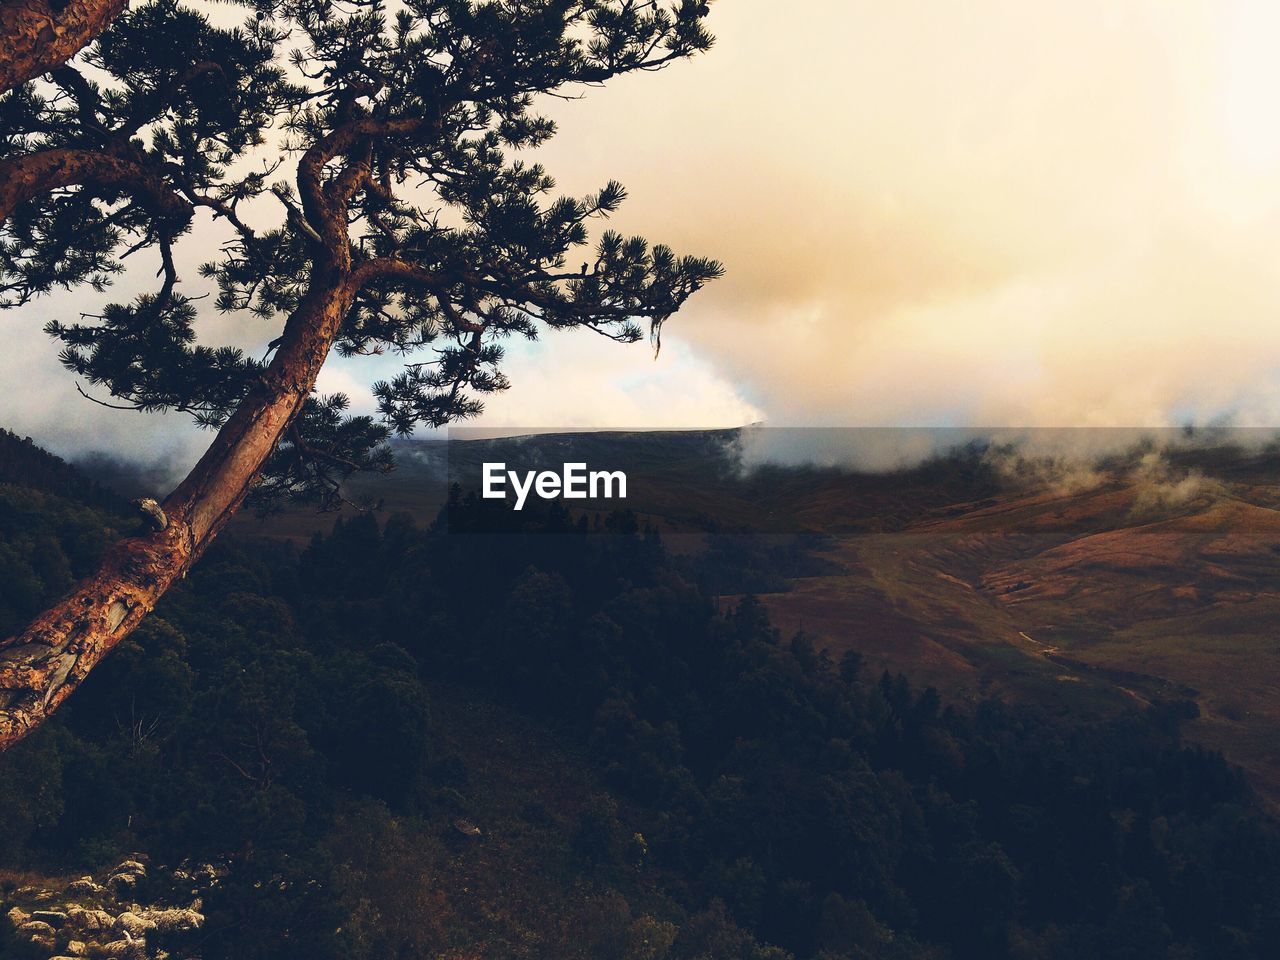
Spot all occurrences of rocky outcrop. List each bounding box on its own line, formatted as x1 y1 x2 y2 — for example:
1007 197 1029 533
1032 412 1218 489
64 879 101 898
17 919 55 951
2 856 224 960
65 908 113 934
139 909 202 935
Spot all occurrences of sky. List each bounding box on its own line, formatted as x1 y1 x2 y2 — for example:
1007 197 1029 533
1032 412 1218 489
7 0 1280 470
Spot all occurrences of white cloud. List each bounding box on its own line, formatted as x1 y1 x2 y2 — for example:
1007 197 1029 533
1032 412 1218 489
8 0 1280 479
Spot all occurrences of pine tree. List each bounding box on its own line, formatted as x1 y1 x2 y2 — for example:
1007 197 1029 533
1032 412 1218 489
0 0 721 749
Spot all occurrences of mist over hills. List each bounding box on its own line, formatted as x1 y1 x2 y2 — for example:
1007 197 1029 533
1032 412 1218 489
279 429 1280 802
62 424 1280 803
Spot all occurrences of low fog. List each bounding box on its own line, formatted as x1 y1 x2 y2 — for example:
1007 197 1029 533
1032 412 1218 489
7 1 1280 481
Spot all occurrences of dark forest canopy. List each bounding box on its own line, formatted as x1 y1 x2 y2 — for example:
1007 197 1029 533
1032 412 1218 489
1 447 1279 959
0 0 723 748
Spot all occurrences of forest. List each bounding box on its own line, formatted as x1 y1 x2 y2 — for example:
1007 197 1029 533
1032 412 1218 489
1 430 1279 959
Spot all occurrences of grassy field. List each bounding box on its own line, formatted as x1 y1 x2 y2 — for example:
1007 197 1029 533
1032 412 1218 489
756 464 1280 805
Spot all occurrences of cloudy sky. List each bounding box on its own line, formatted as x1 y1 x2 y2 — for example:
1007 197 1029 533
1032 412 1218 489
8 0 1280 469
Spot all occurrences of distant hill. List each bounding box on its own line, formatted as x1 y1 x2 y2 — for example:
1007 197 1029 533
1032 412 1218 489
21 422 1280 804
232 427 1008 541
0 428 125 513
247 426 1280 803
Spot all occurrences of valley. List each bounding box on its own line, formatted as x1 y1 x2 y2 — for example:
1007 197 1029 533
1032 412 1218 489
215 429 1280 802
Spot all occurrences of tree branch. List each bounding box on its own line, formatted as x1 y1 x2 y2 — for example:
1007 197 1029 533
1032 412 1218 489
0 0 128 96
0 146 193 228
117 60 227 136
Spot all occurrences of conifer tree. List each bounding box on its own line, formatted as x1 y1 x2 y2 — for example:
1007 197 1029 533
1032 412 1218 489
0 0 721 749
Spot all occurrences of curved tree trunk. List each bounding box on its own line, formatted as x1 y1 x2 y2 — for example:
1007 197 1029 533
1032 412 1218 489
0 110 396 750
0 0 128 96
0 257 357 750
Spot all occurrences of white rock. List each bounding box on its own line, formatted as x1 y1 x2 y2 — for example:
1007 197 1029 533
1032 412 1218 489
100 939 148 959
67 906 115 932
141 907 203 933
113 911 156 938
17 919 55 938
66 876 103 896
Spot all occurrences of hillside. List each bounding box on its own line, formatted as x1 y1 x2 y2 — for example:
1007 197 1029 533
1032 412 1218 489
7 430 1280 958
756 451 1280 803
0 429 125 513
224 428 1280 802
0 450 744 960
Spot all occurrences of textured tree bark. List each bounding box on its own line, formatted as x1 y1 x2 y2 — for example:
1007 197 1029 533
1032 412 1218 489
0 147 193 226
0 254 358 750
0 0 129 96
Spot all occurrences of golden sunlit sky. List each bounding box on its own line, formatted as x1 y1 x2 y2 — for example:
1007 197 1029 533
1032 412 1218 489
9 0 1280 464
490 0 1280 430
